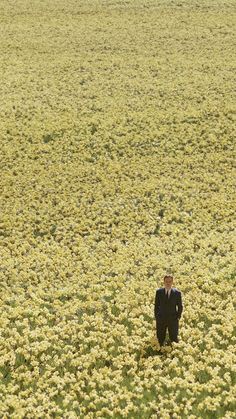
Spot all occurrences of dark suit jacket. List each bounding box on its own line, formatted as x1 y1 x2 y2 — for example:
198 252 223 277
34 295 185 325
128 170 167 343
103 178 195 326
154 287 183 320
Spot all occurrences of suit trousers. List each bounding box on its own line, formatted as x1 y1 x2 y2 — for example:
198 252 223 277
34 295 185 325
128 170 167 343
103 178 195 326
156 316 179 346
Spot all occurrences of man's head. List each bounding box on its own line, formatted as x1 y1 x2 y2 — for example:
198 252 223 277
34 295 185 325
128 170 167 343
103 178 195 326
164 275 173 289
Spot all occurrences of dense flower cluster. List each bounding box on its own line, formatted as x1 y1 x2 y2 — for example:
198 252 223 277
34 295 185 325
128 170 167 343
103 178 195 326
0 0 235 417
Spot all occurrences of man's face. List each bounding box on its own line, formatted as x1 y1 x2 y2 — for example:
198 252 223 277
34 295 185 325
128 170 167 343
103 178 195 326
164 277 173 289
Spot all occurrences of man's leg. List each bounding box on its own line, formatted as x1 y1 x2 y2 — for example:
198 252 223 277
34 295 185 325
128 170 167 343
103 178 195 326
156 318 167 347
168 318 179 343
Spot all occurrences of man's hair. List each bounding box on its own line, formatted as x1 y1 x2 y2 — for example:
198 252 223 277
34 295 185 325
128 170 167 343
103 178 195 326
164 275 173 280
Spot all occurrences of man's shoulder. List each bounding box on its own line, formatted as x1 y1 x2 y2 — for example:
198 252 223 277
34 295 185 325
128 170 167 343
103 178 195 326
156 287 182 294
172 287 181 294
156 287 181 294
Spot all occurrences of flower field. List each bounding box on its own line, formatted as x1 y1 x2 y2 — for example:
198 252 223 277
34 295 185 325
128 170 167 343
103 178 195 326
0 0 235 417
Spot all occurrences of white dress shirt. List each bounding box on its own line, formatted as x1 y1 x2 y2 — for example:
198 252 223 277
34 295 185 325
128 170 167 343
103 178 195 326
165 288 171 298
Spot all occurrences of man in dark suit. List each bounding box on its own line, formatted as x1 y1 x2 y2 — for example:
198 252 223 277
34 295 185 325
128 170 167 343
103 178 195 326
154 275 183 348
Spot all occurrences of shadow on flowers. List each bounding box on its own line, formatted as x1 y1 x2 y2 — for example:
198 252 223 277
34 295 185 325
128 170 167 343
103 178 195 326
139 336 169 359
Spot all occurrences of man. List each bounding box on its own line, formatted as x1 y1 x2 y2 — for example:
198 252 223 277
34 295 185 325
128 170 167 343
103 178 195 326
154 275 183 348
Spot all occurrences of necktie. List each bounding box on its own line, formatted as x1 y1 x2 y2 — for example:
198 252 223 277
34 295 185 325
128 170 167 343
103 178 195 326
166 290 169 299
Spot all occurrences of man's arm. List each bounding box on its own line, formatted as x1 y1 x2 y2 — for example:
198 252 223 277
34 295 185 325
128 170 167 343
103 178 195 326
177 291 183 319
154 289 160 318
